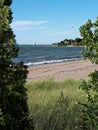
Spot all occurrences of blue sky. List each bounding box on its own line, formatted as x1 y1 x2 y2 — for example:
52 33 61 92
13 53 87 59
11 0 98 44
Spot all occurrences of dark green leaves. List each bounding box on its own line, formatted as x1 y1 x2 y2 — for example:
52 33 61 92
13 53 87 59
0 0 31 129
79 17 98 129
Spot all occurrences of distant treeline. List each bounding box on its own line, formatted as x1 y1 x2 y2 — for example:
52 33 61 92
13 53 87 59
52 38 84 46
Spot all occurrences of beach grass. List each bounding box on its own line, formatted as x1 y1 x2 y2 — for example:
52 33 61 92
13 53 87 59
25 78 86 130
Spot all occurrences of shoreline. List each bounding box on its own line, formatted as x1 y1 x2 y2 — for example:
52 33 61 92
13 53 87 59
25 58 83 66
27 59 98 82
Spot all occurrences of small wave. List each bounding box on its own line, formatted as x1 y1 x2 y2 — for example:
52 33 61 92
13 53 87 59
25 58 83 66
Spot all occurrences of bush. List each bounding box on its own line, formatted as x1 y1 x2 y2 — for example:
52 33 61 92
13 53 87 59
79 17 98 129
79 71 98 130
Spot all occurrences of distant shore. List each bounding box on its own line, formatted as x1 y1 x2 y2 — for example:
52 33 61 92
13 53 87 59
27 59 98 82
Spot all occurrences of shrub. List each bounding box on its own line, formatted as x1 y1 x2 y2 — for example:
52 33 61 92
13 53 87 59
79 17 98 129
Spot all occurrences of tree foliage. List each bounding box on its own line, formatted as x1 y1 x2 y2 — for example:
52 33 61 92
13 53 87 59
0 0 31 129
52 38 83 46
79 17 98 129
80 17 98 63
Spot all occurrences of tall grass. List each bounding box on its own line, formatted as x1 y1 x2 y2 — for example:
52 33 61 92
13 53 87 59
26 78 86 130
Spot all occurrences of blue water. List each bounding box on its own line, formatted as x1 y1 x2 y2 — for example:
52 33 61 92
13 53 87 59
12 45 84 66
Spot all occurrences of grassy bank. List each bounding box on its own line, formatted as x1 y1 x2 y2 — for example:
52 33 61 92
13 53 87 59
26 79 86 130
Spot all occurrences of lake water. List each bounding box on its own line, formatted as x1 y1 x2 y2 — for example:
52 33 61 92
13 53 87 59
12 45 84 66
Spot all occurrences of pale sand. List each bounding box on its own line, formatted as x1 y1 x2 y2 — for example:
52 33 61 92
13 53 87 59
27 60 98 81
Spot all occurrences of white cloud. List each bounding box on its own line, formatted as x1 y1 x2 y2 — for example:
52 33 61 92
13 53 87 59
11 20 49 30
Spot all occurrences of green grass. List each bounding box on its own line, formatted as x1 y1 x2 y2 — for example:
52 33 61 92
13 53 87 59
25 78 86 130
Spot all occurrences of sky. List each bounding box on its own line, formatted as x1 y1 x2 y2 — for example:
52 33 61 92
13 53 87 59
11 0 98 45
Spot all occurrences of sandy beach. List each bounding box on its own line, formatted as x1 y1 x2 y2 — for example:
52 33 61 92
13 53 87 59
27 60 98 81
